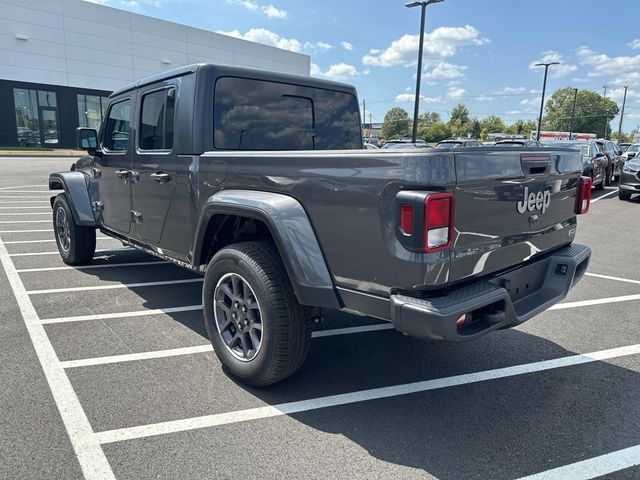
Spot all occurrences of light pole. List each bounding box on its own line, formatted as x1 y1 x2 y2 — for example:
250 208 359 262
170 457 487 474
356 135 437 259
533 61 559 141
406 0 444 143
603 84 609 139
569 88 578 140
617 85 629 142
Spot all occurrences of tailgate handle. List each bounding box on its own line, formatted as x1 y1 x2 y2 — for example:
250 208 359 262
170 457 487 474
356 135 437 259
521 154 550 175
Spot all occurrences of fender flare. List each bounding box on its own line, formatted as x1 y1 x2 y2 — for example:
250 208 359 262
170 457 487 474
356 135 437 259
193 190 340 309
49 171 96 227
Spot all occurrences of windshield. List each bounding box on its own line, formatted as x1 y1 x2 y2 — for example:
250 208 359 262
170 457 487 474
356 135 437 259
628 144 640 153
436 142 462 149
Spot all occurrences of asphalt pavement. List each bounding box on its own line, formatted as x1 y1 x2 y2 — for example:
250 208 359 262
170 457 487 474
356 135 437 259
1 157 640 480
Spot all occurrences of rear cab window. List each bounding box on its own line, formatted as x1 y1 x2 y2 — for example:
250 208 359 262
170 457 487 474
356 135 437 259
139 87 176 151
213 77 361 150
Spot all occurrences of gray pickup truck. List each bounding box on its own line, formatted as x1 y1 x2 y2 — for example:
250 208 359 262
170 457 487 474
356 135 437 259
50 64 592 386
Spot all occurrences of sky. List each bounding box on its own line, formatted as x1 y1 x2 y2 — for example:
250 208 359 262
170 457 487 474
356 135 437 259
87 0 640 132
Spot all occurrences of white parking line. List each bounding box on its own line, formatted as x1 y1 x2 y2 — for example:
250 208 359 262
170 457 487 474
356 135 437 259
59 324 395 368
0 201 50 204
9 248 130 257
516 444 640 480
0 206 51 210
3 237 111 244
0 237 116 478
0 190 54 193
591 189 618 203
0 229 53 233
0 196 51 199
28 278 203 295
40 305 204 324
94 343 640 444
0 220 51 223
586 272 640 286
549 293 640 310
0 213 51 216
0 184 48 190
16 260 170 272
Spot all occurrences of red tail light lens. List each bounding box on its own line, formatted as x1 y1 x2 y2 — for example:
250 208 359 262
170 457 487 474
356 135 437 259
424 193 455 252
400 205 413 234
574 176 592 214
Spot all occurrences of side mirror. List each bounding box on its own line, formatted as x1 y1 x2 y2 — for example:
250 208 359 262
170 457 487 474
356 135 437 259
76 128 98 151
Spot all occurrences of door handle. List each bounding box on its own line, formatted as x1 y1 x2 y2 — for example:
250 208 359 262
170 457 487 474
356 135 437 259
115 169 130 179
150 172 171 183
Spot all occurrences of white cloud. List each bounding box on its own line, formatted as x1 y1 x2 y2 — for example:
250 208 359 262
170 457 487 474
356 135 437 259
608 87 640 104
506 110 522 115
447 86 466 99
363 69 370 75
310 63 322 76
476 95 493 102
495 86 527 94
324 63 359 78
340 41 354 51
227 0 258 10
577 46 640 85
425 61 467 79
362 25 488 67
261 4 287 18
520 96 542 107
219 28 302 52
303 41 333 53
529 51 577 77
629 39 640 49
395 93 443 103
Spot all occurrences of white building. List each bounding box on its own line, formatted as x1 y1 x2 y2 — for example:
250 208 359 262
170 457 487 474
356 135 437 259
0 0 310 148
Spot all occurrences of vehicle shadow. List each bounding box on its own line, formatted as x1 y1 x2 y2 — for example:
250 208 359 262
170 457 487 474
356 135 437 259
228 328 640 479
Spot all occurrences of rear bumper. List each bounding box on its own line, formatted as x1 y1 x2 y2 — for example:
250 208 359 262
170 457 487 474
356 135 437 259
390 244 591 342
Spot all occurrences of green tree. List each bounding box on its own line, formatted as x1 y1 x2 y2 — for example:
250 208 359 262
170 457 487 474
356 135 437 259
479 115 506 140
505 119 538 137
422 121 451 143
417 112 442 140
543 87 619 136
447 103 473 138
381 107 411 140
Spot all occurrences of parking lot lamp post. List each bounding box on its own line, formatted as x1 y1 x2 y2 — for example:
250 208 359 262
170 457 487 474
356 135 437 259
533 61 560 141
406 0 444 143
618 85 629 142
569 88 578 140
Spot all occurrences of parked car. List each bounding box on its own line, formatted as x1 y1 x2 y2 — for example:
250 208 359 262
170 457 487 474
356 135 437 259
619 156 640 200
546 140 607 190
364 143 379 149
51 63 591 386
435 138 482 148
494 139 543 147
381 139 432 149
619 143 632 153
594 139 620 183
621 143 640 161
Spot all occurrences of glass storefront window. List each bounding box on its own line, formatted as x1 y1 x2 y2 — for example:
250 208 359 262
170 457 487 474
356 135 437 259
14 89 40 147
77 94 109 130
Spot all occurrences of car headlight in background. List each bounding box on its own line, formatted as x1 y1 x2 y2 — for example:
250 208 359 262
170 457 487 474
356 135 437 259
623 163 639 174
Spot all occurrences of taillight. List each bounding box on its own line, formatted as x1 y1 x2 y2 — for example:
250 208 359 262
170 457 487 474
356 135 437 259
574 176 592 214
400 205 413 234
424 193 454 252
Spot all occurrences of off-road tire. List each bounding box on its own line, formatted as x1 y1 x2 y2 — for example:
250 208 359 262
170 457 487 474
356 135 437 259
52 193 96 265
202 241 311 387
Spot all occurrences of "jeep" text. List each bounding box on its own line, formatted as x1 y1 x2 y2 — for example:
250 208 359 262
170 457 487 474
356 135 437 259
517 187 551 214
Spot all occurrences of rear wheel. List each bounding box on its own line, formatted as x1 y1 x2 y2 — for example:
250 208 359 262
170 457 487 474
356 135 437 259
202 241 311 387
594 172 605 191
52 194 96 265
619 189 632 201
605 167 612 186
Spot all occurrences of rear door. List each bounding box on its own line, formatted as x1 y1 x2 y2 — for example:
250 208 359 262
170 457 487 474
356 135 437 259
131 85 178 244
97 98 133 234
450 148 582 284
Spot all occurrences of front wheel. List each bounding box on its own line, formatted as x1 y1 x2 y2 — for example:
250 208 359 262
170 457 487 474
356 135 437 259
619 189 632 201
594 173 605 191
52 194 96 265
202 241 311 387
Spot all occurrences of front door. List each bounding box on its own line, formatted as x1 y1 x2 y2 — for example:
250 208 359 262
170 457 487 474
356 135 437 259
131 86 177 244
96 98 133 234
38 107 59 147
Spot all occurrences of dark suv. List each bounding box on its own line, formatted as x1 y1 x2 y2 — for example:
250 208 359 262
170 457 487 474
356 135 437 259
546 140 607 190
594 139 621 183
435 138 482 148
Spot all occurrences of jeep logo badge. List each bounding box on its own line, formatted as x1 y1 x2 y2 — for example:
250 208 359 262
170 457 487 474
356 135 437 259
517 187 551 214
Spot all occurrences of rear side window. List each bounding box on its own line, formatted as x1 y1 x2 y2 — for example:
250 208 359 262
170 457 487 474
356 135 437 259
139 88 176 151
214 77 361 150
103 100 131 152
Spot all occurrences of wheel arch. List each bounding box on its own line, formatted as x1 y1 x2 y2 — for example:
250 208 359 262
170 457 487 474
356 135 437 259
192 190 340 309
49 171 96 227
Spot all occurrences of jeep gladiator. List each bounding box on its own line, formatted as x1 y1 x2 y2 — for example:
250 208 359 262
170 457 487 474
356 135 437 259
49 64 592 386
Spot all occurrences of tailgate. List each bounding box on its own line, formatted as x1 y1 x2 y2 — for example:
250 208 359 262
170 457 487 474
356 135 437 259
450 148 582 284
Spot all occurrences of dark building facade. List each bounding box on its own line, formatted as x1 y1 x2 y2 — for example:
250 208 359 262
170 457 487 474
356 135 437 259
0 80 110 149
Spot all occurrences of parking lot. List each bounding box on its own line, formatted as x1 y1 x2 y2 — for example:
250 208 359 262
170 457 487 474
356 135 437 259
2 156 640 480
